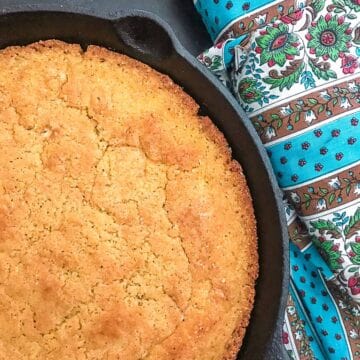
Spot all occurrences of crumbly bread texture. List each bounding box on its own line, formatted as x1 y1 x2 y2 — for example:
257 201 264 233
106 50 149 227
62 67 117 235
0 40 258 360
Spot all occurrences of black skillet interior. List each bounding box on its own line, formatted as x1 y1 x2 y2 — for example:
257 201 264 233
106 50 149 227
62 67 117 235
0 3 289 359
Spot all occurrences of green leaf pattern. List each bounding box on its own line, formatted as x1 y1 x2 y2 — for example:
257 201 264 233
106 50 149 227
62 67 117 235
308 207 360 267
289 173 360 212
233 2 360 118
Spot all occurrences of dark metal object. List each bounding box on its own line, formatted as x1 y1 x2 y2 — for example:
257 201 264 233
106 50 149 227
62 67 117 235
0 1 289 359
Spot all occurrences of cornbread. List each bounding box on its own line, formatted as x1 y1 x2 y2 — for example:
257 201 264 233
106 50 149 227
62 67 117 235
0 40 258 359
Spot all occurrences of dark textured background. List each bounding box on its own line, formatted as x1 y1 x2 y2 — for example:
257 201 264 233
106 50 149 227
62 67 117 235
0 0 213 55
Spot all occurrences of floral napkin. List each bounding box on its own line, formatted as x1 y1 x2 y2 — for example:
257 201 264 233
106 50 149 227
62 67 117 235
194 0 360 359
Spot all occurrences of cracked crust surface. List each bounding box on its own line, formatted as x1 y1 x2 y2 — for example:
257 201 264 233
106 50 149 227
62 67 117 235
0 40 258 360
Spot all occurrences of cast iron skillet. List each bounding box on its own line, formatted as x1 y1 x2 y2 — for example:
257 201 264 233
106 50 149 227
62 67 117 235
0 4 289 359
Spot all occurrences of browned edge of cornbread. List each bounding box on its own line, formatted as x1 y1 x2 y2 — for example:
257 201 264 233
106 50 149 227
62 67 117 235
0 40 258 359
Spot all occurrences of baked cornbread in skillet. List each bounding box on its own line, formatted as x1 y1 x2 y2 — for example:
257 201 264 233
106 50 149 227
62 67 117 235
0 40 257 359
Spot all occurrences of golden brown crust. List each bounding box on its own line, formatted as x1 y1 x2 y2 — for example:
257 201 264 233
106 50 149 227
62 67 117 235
0 40 258 360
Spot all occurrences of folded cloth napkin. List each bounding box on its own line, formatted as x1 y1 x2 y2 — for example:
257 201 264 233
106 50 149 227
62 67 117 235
194 1 360 359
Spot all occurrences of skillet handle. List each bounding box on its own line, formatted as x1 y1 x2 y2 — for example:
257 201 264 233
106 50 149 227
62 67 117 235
112 14 175 63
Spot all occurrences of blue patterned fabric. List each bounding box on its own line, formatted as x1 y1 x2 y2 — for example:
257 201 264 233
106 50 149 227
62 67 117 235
223 36 247 66
195 0 360 358
290 279 327 359
291 242 352 359
194 0 275 41
267 112 360 188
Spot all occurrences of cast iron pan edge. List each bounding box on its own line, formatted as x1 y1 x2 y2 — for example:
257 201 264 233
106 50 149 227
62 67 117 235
0 6 289 359
117 14 290 358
